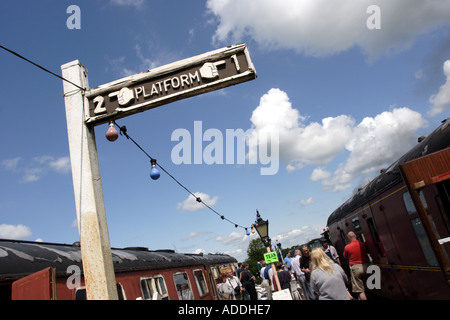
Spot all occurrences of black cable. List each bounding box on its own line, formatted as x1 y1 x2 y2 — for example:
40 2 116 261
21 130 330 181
0 45 85 91
114 121 250 230
0 44 253 232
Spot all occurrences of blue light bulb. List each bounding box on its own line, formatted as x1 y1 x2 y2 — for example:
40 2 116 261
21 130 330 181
150 167 160 180
246 229 250 236
150 159 160 180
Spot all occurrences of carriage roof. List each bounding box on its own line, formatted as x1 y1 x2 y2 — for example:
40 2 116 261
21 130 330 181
0 239 236 282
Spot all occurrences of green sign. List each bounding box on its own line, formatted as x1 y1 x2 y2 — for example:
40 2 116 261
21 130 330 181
264 252 278 264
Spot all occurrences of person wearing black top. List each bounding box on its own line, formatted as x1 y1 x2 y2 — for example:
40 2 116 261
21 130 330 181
239 262 258 300
273 262 291 291
300 245 317 300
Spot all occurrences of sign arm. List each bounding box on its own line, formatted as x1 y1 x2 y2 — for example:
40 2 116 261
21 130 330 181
84 43 257 126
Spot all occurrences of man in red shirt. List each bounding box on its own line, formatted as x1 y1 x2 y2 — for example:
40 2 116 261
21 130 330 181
343 231 368 300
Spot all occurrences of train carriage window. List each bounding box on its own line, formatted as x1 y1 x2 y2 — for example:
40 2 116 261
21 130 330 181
211 267 219 279
117 283 126 300
193 269 209 297
403 191 428 215
140 280 151 300
403 192 439 266
173 272 194 300
75 287 86 300
352 217 362 232
140 275 169 300
410 218 439 266
367 218 385 257
155 276 168 299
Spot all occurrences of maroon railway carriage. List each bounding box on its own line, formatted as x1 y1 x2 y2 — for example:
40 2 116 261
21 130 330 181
327 119 450 300
0 239 237 300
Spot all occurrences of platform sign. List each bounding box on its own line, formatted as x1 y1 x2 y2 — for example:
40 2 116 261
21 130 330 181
62 44 256 299
264 251 278 264
85 43 256 126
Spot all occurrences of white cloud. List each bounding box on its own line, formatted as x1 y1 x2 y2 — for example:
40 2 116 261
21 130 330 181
1 157 20 171
181 232 200 241
1 155 71 183
322 108 427 192
347 108 426 173
213 225 324 261
249 88 428 192
415 69 424 80
20 168 42 183
213 226 323 261
133 43 159 72
206 0 450 59
109 0 144 8
107 42 182 78
273 225 323 248
216 231 255 247
48 157 71 174
194 248 207 255
223 248 243 259
311 168 331 181
177 192 219 212
249 88 354 169
429 60 450 116
0 224 32 239
300 197 314 206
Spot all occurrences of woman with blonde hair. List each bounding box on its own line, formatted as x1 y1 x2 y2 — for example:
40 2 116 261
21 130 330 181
310 248 350 300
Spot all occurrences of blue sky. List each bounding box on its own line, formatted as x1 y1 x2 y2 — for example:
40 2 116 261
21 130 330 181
1 0 449 262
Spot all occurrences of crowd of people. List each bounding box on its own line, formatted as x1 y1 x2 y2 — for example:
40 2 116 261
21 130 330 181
217 231 370 300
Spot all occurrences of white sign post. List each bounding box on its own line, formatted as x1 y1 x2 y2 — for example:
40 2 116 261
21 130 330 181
61 44 256 299
61 60 118 300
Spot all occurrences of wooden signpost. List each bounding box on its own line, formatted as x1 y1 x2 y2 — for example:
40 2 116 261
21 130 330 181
85 43 256 125
61 44 256 299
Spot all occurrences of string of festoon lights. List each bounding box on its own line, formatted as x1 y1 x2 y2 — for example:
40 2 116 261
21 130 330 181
0 44 260 237
106 121 258 236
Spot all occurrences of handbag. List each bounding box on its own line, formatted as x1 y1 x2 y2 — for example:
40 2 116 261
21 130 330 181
222 292 232 300
234 285 241 295
220 283 232 300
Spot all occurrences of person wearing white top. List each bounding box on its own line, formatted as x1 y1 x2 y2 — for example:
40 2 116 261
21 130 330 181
225 268 243 300
291 249 308 299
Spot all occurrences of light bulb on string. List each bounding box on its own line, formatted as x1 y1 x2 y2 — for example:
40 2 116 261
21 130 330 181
150 159 160 180
105 121 252 231
105 121 119 142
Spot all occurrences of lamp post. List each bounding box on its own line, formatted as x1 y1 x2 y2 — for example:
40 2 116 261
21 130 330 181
254 210 281 292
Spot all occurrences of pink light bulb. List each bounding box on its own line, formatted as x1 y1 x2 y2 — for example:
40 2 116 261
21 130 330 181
106 122 119 142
